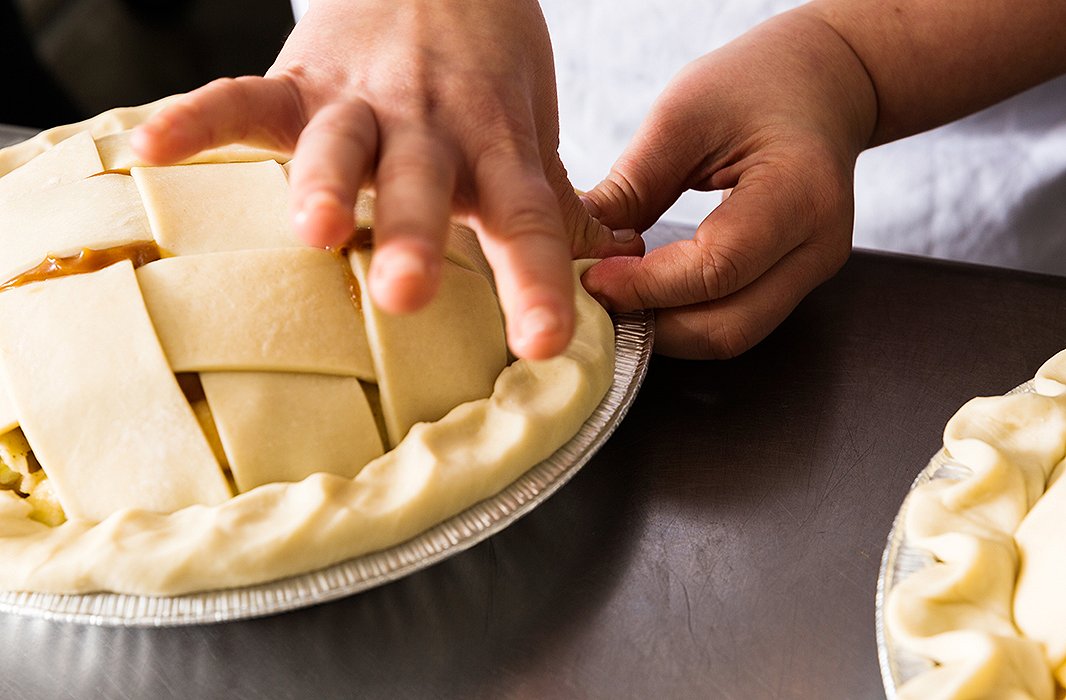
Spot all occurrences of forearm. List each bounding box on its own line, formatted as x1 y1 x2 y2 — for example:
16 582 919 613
806 0 1066 146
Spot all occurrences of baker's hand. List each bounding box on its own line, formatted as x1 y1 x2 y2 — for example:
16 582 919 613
581 7 876 359
132 0 641 360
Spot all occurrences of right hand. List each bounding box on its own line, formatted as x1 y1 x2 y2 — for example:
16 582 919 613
132 0 643 360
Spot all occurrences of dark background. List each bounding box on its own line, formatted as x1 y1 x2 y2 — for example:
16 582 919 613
2 0 294 128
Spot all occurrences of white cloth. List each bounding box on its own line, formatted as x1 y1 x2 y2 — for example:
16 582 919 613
543 0 1066 274
291 0 1066 275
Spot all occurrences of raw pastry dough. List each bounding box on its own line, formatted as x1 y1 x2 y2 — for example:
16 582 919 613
0 131 102 199
133 160 300 254
350 250 508 446
886 351 1066 698
0 387 15 435
0 174 151 283
0 261 231 521
136 248 375 379
0 100 615 597
200 371 383 492
96 130 287 173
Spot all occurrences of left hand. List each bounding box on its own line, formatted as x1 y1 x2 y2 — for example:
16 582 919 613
580 7 876 359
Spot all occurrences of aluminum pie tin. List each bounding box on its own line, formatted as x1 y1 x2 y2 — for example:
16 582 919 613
0 310 653 627
875 381 1033 698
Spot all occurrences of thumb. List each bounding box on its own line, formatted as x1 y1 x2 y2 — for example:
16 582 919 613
545 155 645 259
580 115 693 235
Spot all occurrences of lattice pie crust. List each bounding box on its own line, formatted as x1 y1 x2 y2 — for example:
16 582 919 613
0 99 614 595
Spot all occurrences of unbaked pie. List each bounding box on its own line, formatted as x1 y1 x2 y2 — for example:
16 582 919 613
0 100 614 596
886 351 1066 698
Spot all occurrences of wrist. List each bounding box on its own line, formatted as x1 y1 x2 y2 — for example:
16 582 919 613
777 7 880 158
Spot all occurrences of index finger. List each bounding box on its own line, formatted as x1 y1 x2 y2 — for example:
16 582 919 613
582 164 824 311
131 76 306 165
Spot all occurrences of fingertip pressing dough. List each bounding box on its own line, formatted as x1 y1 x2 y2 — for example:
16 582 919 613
0 101 616 596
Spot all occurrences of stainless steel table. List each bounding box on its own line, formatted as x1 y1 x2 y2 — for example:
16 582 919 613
4 126 1066 699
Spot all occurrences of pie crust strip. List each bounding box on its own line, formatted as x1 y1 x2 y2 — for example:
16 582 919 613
200 371 384 493
132 161 300 255
0 263 612 595
0 173 152 284
135 248 375 379
349 251 507 447
0 261 231 522
0 97 179 178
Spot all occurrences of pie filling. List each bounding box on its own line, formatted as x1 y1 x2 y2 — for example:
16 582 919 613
0 242 162 292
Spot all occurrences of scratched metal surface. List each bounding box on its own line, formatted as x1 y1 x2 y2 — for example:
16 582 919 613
5 134 1066 697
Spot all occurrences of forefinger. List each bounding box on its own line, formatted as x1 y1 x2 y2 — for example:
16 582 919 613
131 76 306 165
582 166 814 312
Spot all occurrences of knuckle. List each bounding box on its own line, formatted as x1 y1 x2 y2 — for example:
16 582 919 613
377 216 441 241
377 147 449 188
494 201 562 242
697 241 746 300
274 60 315 89
621 273 660 311
308 109 353 137
700 314 755 360
477 129 540 170
314 113 377 156
594 171 643 225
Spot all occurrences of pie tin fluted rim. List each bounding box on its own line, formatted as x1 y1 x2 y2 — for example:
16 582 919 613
0 310 654 626
875 380 1034 698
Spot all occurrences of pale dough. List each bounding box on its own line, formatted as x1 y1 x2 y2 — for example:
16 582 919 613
0 386 15 435
136 248 375 379
0 173 152 284
0 264 612 594
96 130 288 173
132 161 300 255
200 371 383 492
0 261 231 522
886 364 1066 698
0 102 616 596
0 97 179 178
0 131 102 201
350 250 508 447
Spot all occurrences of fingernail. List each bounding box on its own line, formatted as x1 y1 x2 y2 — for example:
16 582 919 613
521 305 561 342
130 124 163 158
579 194 601 218
373 248 427 283
612 228 638 243
294 190 337 227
